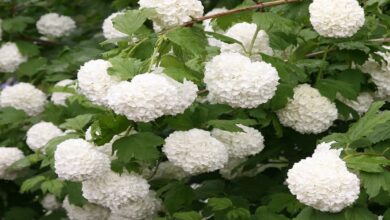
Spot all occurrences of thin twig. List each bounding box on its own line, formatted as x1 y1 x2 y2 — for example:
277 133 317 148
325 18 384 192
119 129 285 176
305 37 390 58
19 35 59 46
183 0 301 26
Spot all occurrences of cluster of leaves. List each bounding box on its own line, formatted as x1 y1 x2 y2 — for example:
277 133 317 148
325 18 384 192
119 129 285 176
0 0 390 219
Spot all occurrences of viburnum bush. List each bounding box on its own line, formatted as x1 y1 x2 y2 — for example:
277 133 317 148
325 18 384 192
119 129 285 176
1 0 390 219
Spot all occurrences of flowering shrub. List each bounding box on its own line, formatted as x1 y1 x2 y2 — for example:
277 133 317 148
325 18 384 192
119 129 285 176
0 0 390 219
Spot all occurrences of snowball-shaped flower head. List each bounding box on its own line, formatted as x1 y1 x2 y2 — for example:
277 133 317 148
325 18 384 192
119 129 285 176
163 129 228 174
309 0 365 38
221 22 273 57
54 139 110 181
36 13 76 38
82 171 150 209
361 47 390 99
203 8 228 47
212 124 264 158
277 84 338 134
0 147 24 180
110 191 162 220
106 69 198 122
286 142 360 212
102 12 127 40
139 0 204 29
26 122 63 152
51 79 75 106
337 92 374 116
0 42 27 73
63 197 110 220
0 83 46 116
204 52 279 108
77 59 120 106
41 194 61 211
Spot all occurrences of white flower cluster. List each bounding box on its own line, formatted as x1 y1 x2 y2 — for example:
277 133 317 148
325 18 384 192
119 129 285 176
163 129 228 174
26 121 64 152
77 59 120 106
110 191 162 220
361 47 390 99
102 12 127 40
138 0 204 29
204 52 279 108
36 13 76 38
337 92 374 116
63 197 110 220
221 22 273 57
277 84 338 134
106 69 198 122
51 79 75 106
54 139 111 181
286 142 360 212
211 124 264 158
82 171 150 209
41 194 61 211
0 83 46 116
0 147 24 180
203 8 228 47
0 42 27 73
309 0 365 38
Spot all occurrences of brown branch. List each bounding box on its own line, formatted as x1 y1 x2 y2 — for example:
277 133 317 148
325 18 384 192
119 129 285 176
19 35 59 46
305 37 390 58
183 0 301 26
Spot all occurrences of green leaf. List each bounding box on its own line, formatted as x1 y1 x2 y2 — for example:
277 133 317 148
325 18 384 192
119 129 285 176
255 206 289 220
2 16 34 33
112 9 152 36
261 54 306 85
4 207 38 220
360 171 390 198
336 42 370 53
64 182 88 206
0 107 28 125
166 27 207 57
207 119 257 132
204 31 245 47
10 154 42 170
17 58 47 78
44 133 80 157
214 4 254 30
20 176 46 193
252 12 296 33
173 211 202 220
294 207 344 220
227 208 251 220
60 114 93 131
15 41 40 57
112 132 164 163
344 206 377 220
160 55 202 83
348 102 390 143
266 193 304 215
40 179 64 197
345 155 390 173
315 79 359 101
160 182 195 213
108 57 142 80
270 83 294 111
207 198 233 211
